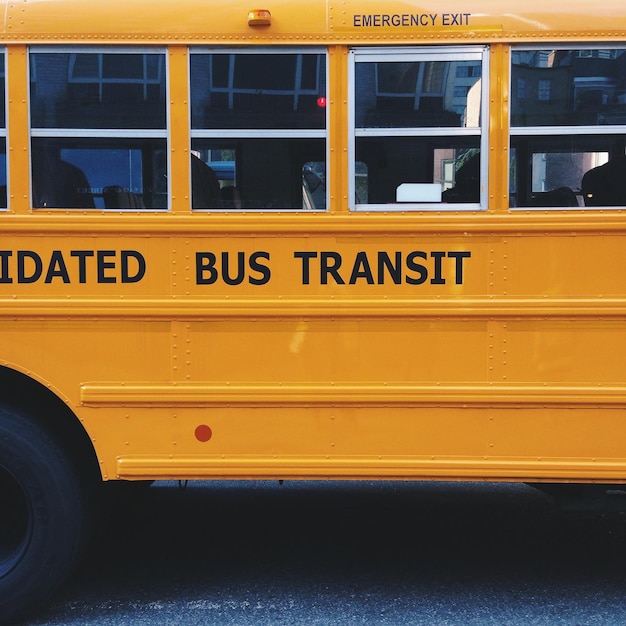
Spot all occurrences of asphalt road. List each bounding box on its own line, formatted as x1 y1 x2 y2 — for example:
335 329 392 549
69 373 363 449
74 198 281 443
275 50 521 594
23 480 626 625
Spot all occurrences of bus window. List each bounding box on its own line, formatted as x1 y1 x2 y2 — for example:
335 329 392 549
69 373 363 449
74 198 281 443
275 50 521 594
29 48 168 209
510 47 626 209
0 51 6 209
302 161 325 210
190 49 327 210
350 46 488 211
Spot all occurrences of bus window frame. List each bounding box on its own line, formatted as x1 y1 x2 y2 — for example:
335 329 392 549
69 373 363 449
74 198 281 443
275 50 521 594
28 45 170 212
348 45 490 212
189 46 329 213
509 43 626 211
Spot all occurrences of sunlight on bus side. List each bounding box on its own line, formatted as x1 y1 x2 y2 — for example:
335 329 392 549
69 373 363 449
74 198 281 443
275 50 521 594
3 2 626 622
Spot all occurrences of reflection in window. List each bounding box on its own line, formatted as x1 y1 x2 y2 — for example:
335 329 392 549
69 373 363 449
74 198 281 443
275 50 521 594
511 48 626 127
510 47 626 209
351 47 487 210
302 161 326 210
190 49 327 211
355 161 369 204
29 48 168 209
356 137 480 205
190 51 325 130
509 139 606 208
356 59 481 128
31 139 167 209
537 79 552 102
191 139 326 210
31 51 166 129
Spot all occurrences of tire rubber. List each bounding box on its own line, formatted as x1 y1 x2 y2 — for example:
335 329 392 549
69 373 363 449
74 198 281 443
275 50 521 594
0 406 92 625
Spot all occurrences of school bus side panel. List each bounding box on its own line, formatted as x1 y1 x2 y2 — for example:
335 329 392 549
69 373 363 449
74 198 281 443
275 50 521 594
3 222 626 480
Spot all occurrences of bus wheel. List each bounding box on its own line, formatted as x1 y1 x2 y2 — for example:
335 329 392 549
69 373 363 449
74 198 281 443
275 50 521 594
0 406 92 625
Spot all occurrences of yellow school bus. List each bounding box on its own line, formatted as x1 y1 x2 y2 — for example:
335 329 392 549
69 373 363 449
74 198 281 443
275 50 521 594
2 0 626 620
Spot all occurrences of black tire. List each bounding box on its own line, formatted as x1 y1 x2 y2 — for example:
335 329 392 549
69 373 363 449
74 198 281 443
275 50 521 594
0 406 93 625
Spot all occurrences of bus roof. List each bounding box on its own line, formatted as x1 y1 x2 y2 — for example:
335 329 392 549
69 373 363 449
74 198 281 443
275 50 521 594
0 0 625 45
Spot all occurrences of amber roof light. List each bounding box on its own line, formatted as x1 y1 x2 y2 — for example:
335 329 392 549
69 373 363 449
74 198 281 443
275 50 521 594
248 9 271 26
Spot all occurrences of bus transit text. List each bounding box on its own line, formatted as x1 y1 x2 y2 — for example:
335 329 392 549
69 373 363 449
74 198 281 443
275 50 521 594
196 251 272 286
0 250 146 284
195 250 471 286
0 249 471 286
294 251 470 285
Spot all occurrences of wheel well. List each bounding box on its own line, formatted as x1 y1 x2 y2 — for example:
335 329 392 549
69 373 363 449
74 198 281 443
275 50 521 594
0 365 101 484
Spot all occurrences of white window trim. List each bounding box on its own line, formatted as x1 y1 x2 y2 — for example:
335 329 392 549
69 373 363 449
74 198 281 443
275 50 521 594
27 46 170 211
348 46 490 212
510 44 626 211
189 47 330 213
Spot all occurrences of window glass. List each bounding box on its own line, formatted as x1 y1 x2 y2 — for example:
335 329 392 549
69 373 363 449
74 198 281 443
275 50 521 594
191 139 326 210
31 138 167 209
302 161 326 210
29 48 168 210
351 47 487 211
190 49 327 211
355 137 480 205
30 51 166 129
356 60 482 128
511 49 626 127
190 52 325 130
510 47 626 209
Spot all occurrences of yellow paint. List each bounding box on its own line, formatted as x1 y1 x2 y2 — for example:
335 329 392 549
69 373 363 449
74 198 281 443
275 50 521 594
0 0 625 43
1 0 626 484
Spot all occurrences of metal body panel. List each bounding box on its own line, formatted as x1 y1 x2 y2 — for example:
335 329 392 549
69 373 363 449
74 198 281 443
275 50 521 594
1 0 626 483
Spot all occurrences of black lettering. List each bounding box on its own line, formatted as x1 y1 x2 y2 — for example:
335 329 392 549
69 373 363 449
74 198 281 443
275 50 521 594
406 251 428 285
121 250 146 283
222 251 245 286
97 250 116 284
321 252 345 285
353 12 444 29
349 251 374 285
70 250 94 284
294 251 317 285
0 251 12 283
17 251 42 284
430 251 446 285
441 13 468 26
448 251 471 284
45 250 70 284
249 251 271 285
378 251 402 284
196 252 218 285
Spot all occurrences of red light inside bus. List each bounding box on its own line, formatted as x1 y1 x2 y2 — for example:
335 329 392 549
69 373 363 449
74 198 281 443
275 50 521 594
317 96 327 107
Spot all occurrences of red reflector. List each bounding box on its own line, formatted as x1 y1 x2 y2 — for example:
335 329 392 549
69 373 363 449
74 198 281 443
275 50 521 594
195 425 212 442
317 97 327 108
